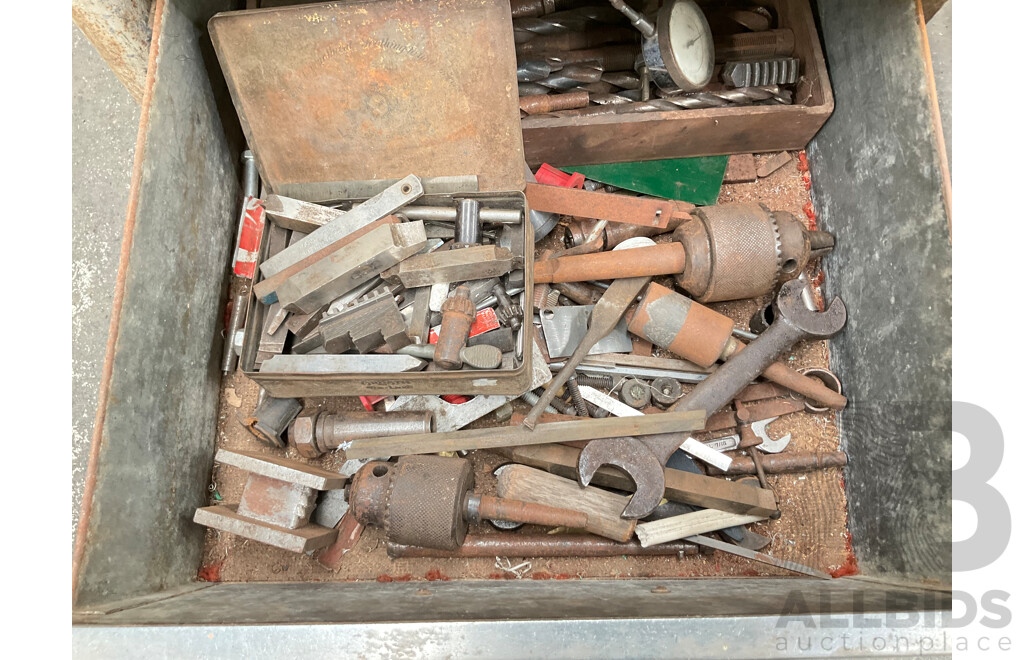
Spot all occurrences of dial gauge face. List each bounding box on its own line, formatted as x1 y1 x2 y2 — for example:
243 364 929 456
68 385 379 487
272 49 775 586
662 0 715 89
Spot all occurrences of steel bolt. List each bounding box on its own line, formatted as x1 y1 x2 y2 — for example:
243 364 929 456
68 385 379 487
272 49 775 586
566 373 590 417
575 373 613 389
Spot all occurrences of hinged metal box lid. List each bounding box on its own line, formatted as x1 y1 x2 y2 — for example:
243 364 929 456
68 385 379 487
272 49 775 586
209 0 526 194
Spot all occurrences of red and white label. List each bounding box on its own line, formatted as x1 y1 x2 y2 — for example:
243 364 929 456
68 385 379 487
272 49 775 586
233 196 265 278
428 307 500 344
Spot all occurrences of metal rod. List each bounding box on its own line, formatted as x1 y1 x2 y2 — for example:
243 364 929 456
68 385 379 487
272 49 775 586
400 206 522 224
707 451 849 475
386 534 707 558
687 534 831 579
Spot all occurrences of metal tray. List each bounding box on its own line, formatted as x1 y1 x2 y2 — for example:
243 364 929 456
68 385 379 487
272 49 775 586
239 190 534 397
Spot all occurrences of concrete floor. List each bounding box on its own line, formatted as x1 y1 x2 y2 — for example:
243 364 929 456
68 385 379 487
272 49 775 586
71 22 140 545
68 6 955 547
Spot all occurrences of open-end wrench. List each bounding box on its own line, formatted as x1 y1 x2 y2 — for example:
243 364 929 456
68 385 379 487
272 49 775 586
576 279 847 518
750 417 791 453
523 238 656 429
704 419 791 454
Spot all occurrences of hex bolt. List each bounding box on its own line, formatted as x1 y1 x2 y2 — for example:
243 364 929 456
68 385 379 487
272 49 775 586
619 378 651 409
650 377 683 408
492 282 523 331
435 286 476 369
566 373 590 417
289 411 435 459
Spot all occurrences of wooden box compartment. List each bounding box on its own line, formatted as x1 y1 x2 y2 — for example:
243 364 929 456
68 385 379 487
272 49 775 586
520 0 833 167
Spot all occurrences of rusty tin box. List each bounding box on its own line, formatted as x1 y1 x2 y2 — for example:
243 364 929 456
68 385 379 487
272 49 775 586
210 0 534 396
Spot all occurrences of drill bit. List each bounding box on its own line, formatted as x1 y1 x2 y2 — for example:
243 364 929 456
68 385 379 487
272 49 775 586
601 71 641 90
520 62 637 91
520 63 605 94
519 82 551 96
511 0 600 19
517 60 557 83
513 6 627 41
546 86 792 118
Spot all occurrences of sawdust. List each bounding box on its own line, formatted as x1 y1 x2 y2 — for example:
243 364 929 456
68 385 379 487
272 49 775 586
200 153 853 582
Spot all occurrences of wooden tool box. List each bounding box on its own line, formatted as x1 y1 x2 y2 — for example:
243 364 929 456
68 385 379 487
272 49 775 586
520 0 833 166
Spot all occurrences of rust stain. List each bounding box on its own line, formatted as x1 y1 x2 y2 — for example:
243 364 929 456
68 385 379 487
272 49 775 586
424 568 450 581
198 562 222 582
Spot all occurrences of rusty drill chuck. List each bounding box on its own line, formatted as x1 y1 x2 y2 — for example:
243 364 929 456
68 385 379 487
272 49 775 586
350 456 475 551
673 202 833 303
435 286 476 369
348 456 589 551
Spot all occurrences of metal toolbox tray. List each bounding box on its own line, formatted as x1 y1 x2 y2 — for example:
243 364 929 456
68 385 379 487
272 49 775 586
210 0 534 395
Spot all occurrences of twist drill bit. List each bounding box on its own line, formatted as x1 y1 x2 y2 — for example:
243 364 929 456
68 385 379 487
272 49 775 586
511 0 600 19
517 60 559 82
544 44 641 71
519 82 551 96
513 6 627 41
547 86 792 117
516 27 637 53
531 63 605 91
601 71 641 90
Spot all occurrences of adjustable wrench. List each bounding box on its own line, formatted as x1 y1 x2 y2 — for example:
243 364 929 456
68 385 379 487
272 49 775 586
576 279 846 518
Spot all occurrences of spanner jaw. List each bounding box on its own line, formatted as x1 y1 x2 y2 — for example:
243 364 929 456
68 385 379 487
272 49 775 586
577 437 666 519
774 279 848 338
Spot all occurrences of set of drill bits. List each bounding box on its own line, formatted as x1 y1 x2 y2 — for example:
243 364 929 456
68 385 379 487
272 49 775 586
514 0 802 118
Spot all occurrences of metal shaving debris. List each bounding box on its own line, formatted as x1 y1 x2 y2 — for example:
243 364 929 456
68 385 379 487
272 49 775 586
495 557 532 579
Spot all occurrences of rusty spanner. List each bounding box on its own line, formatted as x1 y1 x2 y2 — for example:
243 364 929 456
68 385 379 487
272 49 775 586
577 279 847 518
523 238 657 429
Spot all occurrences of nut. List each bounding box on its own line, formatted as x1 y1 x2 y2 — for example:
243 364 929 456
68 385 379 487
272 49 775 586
619 378 651 409
289 413 321 459
650 377 683 407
